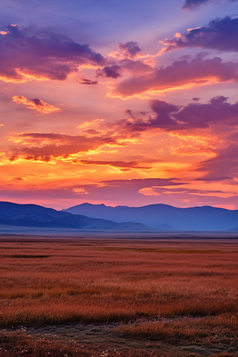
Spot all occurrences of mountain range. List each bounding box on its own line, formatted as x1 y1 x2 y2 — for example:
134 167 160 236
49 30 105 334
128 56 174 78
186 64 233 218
63 203 238 231
0 202 148 231
1 201 238 232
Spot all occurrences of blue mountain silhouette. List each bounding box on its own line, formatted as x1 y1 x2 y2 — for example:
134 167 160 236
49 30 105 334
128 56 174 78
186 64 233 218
63 203 238 231
0 201 148 230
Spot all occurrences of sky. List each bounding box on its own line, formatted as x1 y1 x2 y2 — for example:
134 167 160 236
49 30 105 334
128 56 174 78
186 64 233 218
1 0 238 210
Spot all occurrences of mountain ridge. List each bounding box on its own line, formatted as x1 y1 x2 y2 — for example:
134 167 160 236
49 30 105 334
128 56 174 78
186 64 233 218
63 203 238 231
0 201 149 231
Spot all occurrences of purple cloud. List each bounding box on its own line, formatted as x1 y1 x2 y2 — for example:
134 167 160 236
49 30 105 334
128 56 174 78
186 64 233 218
112 96 238 132
97 59 153 81
173 96 238 128
0 24 105 82
97 65 121 78
183 0 237 9
195 140 238 179
32 98 44 106
150 100 179 126
76 77 98 85
113 57 238 97
165 17 238 53
117 41 141 58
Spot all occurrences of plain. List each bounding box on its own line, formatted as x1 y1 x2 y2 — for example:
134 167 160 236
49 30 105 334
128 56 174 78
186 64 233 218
0 235 237 356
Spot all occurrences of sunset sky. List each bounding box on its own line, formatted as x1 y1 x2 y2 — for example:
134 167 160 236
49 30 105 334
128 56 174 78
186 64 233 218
1 0 238 209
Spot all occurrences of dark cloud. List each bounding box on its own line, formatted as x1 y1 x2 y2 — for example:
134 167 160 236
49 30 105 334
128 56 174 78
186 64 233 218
183 0 210 8
111 96 238 132
13 177 24 181
113 57 238 97
95 43 148 79
97 59 153 80
0 24 105 82
76 77 98 84
139 185 230 197
150 100 179 126
165 17 238 53
97 65 121 78
125 109 134 119
117 41 141 58
173 96 238 128
9 132 122 162
183 0 237 9
195 176 231 181
192 97 200 101
32 98 44 106
100 178 183 188
80 159 151 169
12 95 60 113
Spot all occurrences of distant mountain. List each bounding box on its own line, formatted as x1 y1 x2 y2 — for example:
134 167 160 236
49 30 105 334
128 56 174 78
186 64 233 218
0 202 149 231
63 203 238 231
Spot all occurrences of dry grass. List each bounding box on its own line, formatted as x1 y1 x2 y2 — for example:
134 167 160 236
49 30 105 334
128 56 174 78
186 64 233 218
0 237 238 327
0 235 237 356
115 314 238 342
0 330 161 357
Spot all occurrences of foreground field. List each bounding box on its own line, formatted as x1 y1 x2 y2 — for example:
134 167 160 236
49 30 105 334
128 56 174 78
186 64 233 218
0 235 237 356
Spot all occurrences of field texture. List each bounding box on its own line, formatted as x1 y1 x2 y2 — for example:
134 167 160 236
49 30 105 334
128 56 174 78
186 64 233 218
0 235 237 356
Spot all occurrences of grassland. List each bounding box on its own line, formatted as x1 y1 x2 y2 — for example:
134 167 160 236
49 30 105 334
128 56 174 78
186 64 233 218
0 235 237 356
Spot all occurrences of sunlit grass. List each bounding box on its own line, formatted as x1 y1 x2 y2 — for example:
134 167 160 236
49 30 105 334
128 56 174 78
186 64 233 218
0 238 237 329
0 237 237 356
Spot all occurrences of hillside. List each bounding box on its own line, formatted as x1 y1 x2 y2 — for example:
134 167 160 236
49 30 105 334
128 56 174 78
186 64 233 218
0 202 149 231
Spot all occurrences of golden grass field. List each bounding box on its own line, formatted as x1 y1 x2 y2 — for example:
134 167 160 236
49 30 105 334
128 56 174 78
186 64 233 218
0 234 237 356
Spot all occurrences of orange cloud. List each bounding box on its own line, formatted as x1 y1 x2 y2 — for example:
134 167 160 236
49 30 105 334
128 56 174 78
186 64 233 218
12 95 60 114
77 119 105 130
139 187 160 196
73 188 89 195
7 132 124 163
